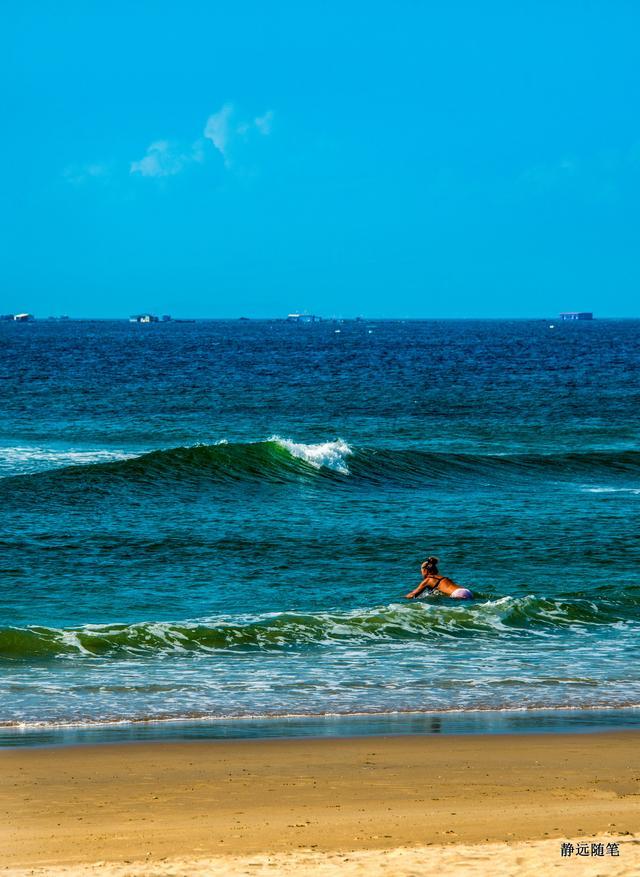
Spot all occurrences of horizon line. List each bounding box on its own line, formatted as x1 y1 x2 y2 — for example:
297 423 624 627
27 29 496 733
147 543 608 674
2 315 635 322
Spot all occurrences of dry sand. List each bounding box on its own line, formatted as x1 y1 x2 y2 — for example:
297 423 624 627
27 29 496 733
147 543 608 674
1 731 639 875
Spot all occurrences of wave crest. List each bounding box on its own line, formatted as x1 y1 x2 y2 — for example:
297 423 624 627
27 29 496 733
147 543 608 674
270 437 353 474
1 597 635 661
3 439 640 493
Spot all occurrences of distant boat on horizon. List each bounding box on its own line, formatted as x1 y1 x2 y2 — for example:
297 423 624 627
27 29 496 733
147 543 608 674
129 314 159 323
286 313 322 323
560 312 593 321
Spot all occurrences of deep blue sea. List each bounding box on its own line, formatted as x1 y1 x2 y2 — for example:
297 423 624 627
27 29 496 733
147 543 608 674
1 319 639 743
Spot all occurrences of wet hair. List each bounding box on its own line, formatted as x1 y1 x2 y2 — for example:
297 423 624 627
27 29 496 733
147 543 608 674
422 556 439 573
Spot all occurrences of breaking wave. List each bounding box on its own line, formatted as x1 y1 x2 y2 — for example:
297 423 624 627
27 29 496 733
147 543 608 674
2 438 640 493
1 597 638 661
0 445 132 477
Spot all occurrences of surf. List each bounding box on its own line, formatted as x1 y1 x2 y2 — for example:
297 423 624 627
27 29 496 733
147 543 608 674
1 596 638 661
2 439 640 496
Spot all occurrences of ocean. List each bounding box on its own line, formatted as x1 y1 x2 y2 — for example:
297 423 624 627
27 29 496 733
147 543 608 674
1 318 639 745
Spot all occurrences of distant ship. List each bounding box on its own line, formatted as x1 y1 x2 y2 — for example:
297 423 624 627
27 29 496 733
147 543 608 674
560 312 593 321
287 313 322 323
129 314 159 323
130 314 195 323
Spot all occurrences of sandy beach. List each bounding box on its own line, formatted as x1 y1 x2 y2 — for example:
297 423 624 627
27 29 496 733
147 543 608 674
2 730 639 875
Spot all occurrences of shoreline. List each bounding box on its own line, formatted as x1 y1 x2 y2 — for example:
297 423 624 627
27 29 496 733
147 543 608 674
2 730 639 874
3 704 640 750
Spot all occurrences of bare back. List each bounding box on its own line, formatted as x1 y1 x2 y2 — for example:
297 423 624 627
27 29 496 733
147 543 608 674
422 574 461 596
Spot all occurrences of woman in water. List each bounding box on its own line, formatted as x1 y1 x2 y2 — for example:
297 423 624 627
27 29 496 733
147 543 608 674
405 556 473 600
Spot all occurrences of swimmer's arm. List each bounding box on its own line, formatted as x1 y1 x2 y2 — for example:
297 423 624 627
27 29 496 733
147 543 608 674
405 578 431 599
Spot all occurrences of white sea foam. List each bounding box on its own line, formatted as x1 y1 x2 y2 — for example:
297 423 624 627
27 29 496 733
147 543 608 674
4 702 640 732
271 436 353 474
582 486 640 495
0 445 133 477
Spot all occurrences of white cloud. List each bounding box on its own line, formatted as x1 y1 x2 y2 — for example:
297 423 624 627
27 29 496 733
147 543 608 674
204 103 235 161
254 111 274 136
130 140 204 178
127 104 274 181
63 163 109 185
204 104 274 165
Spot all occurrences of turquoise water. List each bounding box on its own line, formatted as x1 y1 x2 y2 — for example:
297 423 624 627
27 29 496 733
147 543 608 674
1 319 639 740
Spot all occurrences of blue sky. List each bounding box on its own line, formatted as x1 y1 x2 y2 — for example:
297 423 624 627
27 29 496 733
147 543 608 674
1 1 639 318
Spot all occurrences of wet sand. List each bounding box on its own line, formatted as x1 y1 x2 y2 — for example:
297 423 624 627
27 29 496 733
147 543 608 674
2 731 639 874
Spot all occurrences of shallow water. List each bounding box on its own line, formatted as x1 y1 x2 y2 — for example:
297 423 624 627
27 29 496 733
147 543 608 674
1 319 639 737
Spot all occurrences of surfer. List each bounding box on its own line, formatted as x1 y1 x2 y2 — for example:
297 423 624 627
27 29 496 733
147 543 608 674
405 556 473 600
